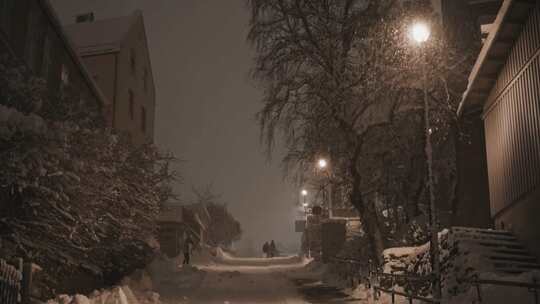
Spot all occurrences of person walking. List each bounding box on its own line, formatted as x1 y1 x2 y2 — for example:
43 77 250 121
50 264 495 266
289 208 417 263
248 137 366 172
269 240 277 258
262 241 269 258
183 233 194 266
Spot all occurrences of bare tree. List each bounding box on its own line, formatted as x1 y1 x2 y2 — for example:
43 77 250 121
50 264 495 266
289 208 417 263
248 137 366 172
248 0 467 264
192 185 242 248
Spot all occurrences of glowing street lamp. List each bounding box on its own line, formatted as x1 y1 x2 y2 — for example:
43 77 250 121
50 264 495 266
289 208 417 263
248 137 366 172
410 22 430 44
409 21 441 299
301 189 308 207
317 158 328 169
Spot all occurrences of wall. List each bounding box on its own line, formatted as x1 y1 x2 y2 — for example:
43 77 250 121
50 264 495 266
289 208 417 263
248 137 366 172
453 113 492 228
114 14 155 145
483 4 540 255
81 53 116 127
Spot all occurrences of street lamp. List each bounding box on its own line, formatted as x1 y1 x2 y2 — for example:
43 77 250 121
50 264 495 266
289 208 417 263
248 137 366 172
317 158 328 169
301 189 308 208
409 21 441 299
410 22 430 44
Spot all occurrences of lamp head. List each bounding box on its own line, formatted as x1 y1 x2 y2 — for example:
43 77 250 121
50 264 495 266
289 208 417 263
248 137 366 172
318 158 328 169
410 22 430 44
301 189 308 196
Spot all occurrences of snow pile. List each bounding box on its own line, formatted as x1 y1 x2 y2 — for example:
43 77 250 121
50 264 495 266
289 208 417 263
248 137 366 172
121 269 162 304
383 229 450 276
146 254 206 296
45 285 157 304
190 245 218 266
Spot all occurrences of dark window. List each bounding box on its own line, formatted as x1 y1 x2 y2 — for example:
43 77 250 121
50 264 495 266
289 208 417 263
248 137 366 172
41 29 51 79
140 106 146 133
130 48 136 74
25 5 45 72
0 0 14 37
76 12 94 23
143 68 148 92
129 90 134 120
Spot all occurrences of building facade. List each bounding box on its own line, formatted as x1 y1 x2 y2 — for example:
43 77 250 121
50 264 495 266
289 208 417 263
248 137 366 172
65 11 156 144
459 0 540 257
0 0 106 111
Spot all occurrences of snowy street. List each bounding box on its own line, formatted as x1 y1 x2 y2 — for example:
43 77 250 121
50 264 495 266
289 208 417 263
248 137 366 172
157 252 357 304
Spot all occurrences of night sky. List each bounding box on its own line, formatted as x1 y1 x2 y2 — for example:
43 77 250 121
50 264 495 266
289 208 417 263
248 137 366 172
50 0 300 252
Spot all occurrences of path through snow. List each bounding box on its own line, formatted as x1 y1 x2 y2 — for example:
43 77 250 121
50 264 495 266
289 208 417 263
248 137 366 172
158 251 362 304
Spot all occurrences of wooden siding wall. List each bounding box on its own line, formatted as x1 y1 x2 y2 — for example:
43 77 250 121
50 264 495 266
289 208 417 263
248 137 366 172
484 4 540 216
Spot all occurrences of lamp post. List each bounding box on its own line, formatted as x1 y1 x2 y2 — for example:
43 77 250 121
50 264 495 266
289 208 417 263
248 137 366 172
317 158 330 212
410 21 441 299
300 189 310 258
301 189 309 215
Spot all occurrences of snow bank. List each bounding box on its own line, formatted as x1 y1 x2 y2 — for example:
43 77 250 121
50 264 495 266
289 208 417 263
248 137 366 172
214 247 302 266
146 254 206 296
190 245 218 266
46 285 155 304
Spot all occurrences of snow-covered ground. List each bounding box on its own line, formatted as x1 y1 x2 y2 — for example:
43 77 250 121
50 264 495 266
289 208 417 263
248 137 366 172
162 249 311 303
47 249 319 304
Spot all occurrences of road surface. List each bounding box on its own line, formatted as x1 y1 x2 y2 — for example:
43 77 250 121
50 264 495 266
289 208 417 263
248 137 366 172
158 252 359 304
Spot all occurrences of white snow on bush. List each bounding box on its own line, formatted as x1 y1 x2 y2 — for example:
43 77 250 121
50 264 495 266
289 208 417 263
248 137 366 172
0 104 46 137
46 286 146 304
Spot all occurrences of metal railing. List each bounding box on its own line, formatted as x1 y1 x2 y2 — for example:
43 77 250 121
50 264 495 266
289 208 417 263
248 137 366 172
460 275 540 304
0 259 22 304
328 257 441 303
373 286 440 304
371 272 440 304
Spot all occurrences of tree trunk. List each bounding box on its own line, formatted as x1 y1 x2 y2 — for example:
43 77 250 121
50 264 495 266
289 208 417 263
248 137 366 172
349 162 386 266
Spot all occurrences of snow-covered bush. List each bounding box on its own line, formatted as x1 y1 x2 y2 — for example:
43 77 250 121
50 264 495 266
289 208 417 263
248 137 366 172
0 56 175 297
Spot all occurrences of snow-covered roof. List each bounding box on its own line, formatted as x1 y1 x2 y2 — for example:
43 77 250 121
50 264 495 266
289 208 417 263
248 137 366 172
64 11 140 56
458 0 536 116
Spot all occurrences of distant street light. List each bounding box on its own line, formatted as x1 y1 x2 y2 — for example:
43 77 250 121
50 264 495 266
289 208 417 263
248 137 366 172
409 21 441 299
301 189 308 208
317 158 328 169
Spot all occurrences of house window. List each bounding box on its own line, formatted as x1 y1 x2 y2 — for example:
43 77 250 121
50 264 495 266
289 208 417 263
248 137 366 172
41 30 51 79
140 106 146 133
143 68 148 92
0 0 14 36
75 12 94 23
128 90 134 120
130 48 136 74
25 6 44 72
